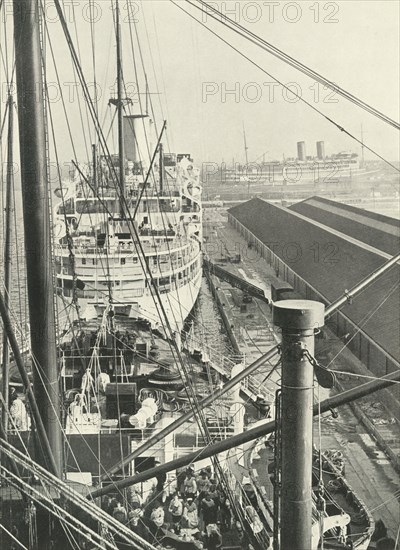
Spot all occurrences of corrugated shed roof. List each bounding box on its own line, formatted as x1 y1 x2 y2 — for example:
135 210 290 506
228 198 400 361
290 196 400 255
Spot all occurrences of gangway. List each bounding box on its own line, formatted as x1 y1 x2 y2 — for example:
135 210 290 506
203 257 269 304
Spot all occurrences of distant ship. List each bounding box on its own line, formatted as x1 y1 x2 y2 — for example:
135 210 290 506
220 141 378 187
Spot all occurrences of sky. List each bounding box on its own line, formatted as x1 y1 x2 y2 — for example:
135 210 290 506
0 0 399 169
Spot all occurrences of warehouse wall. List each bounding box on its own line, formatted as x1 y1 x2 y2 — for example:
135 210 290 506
229 212 400 418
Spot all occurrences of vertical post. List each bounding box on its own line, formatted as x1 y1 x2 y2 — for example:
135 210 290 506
13 0 62 476
2 95 14 432
273 300 325 550
361 124 365 166
116 0 125 214
92 143 97 192
159 142 164 195
243 123 249 196
145 74 149 115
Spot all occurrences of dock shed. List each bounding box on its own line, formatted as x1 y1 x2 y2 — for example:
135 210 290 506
228 198 399 413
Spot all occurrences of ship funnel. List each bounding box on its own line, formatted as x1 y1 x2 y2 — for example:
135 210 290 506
316 141 325 160
123 115 152 167
297 141 306 161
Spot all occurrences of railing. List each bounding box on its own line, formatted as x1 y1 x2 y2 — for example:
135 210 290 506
99 423 236 447
55 238 194 256
184 333 275 403
75 186 182 200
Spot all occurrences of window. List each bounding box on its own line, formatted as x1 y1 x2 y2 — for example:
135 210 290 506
82 258 86 265
121 258 126 265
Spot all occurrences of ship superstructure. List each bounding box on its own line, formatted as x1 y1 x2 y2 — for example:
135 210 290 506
54 118 202 331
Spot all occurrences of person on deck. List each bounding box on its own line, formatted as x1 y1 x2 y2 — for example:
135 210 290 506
128 487 143 509
128 507 143 533
182 498 199 532
112 501 128 524
219 497 232 532
9 389 31 431
200 494 217 527
206 524 222 550
196 470 210 502
183 470 197 500
168 493 183 528
150 505 165 528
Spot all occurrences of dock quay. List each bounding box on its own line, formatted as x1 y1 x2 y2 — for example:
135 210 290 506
203 207 400 539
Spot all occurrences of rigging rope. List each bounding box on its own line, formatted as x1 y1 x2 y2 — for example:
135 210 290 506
0 439 157 550
192 0 400 130
170 0 400 174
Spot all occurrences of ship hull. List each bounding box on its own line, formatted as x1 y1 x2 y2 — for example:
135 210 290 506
84 268 202 330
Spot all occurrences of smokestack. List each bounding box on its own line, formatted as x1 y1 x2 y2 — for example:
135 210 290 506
316 141 325 160
297 141 306 161
123 114 150 165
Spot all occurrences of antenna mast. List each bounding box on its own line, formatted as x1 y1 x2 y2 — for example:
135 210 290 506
243 122 249 165
243 122 250 195
116 0 125 212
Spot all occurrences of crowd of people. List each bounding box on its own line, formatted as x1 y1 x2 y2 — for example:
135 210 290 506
101 465 256 550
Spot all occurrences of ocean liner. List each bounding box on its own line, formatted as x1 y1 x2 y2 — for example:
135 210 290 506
220 141 378 188
53 137 202 331
1 1 398 550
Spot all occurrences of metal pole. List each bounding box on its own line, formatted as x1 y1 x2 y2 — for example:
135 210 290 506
116 0 125 214
92 143 97 192
273 300 325 550
1 94 14 432
13 0 62 476
159 142 164 195
90 367 399 499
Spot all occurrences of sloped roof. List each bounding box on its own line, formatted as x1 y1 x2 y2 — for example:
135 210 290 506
290 196 399 255
228 198 399 361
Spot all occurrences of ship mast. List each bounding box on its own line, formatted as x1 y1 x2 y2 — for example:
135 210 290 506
13 0 63 476
243 122 249 165
116 0 125 214
243 122 250 195
361 124 365 166
159 141 164 195
1 94 14 432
